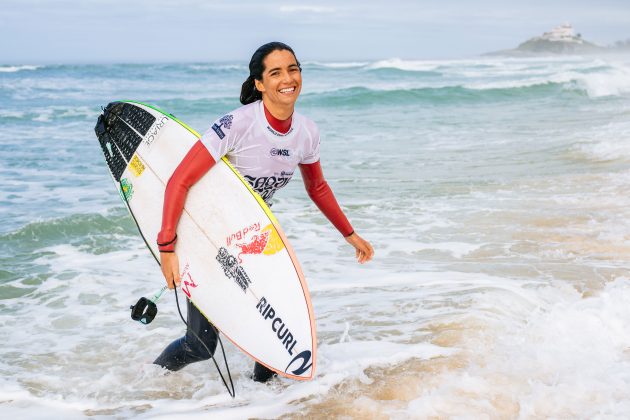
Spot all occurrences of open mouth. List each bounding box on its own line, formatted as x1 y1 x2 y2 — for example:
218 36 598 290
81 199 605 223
279 87 296 95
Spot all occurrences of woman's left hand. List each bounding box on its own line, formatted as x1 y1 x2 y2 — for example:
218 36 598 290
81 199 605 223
345 232 374 264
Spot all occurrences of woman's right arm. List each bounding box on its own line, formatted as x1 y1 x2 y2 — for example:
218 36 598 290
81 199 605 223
158 140 216 288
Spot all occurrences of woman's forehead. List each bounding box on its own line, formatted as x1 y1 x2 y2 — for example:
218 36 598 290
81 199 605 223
263 50 298 70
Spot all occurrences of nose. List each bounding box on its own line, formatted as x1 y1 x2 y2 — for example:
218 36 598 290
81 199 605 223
281 70 292 83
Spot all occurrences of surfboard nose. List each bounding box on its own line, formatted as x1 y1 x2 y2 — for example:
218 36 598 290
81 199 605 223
94 101 156 182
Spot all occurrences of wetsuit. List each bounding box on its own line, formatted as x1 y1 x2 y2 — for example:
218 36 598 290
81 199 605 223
154 100 353 381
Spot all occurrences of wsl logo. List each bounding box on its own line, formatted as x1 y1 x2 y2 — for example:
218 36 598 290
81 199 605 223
212 114 233 140
270 148 291 157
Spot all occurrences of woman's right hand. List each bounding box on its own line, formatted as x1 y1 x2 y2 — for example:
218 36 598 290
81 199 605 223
160 252 181 289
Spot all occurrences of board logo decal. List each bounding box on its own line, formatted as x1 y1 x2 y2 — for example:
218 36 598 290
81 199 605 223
144 115 169 147
285 350 313 376
256 296 313 375
212 114 233 140
180 263 198 298
230 223 285 261
235 231 270 262
216 247 251 292
226 222 261 247
120 178 133 201
129 154 145 177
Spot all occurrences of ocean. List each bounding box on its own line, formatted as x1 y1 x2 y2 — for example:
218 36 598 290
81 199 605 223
2 56 630 419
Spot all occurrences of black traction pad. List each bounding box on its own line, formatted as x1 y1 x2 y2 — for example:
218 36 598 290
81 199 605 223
94 102 156 181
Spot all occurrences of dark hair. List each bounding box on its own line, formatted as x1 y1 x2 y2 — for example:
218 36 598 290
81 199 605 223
240 42 301 105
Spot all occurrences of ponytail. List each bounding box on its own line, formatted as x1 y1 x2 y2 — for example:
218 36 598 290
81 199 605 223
240 75 262 105
239 41 301 106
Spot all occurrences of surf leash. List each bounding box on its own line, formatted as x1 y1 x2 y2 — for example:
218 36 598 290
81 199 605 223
129 285 166 324
173 286 236 397
115 175 236 397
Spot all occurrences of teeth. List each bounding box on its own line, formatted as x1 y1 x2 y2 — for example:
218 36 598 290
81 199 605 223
280 88 295 93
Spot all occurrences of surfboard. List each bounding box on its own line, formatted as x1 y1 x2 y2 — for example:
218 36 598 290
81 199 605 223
94 101 316 380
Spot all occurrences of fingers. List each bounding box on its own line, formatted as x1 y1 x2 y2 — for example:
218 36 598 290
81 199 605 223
165 264 181 289
355 237 374 264
162 266 176 289
366 241 374 260
160 253 181 289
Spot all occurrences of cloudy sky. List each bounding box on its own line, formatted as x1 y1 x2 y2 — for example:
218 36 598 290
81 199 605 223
3 0 630 63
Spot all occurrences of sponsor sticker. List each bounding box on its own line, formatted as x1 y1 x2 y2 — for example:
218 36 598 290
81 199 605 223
120 178 133 201
144 116 169 147
256 296 313 376
180 263 198 298
226 222 261 247
216 247 252 292
227 223 285 261
129 154 145 177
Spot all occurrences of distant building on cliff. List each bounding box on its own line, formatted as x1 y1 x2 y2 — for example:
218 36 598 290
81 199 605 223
540 23 581 43
486 24 607 56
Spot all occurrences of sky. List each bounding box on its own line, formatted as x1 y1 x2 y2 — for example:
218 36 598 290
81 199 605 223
2 0 630 63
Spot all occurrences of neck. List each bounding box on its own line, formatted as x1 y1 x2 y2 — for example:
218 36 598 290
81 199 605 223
263 103 292 134
262 98 294 120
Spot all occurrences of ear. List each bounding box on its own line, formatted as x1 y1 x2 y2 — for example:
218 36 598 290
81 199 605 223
254 78 266 93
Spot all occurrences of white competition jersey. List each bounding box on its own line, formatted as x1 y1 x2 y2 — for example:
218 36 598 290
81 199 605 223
200 100 321 205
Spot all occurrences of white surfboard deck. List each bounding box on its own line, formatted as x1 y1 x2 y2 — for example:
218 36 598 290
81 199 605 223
95 101 316 380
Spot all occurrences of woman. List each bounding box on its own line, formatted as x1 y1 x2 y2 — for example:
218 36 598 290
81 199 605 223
153 42 374 382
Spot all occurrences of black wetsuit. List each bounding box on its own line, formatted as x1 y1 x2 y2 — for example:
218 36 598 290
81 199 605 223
153 298 275 382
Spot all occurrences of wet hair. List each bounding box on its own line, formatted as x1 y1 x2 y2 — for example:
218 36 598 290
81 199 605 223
240 42 301 105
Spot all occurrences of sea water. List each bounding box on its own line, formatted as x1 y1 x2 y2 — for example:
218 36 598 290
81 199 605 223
1 56 630 419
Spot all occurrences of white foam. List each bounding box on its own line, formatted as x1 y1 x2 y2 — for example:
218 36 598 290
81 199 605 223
368 58 441 72
399 278 630 418
0 64 41 73
575 121 630 161
305 61 370 69
573 66 630 97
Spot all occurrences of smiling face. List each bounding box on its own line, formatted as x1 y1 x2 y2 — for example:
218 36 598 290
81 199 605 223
254 49 302 119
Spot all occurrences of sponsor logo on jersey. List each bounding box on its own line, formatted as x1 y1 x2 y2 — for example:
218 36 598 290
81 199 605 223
216 247 251 292
256 296 313 376
212 114 233 140
270 148 291 157
266 125 294 137
244 174 293 204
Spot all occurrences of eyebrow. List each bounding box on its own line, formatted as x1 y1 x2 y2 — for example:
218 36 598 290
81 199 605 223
266 63 300 73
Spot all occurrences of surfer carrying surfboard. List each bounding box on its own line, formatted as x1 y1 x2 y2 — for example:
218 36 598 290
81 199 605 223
153 42 374 382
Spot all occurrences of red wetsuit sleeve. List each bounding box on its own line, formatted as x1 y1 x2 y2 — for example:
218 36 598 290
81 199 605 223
299 161 354 237
157 140 216 252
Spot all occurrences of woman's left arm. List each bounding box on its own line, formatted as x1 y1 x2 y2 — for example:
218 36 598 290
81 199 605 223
299 161 374 264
